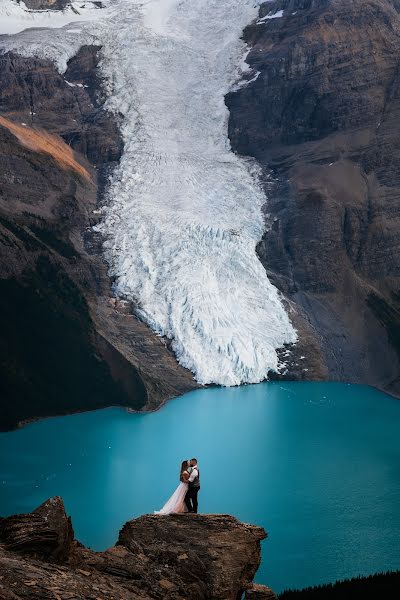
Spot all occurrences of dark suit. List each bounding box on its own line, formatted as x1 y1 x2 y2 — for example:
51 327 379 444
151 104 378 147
185 466 200 513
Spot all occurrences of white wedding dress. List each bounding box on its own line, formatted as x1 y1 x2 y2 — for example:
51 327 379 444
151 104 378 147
155 473 189 515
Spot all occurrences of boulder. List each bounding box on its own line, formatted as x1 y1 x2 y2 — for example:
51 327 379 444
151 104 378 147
0 496 73 563
119 513 267 599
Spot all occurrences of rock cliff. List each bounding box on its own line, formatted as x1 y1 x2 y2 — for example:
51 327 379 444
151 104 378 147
0 47 197 432
17 0 71 9
226 0 400 394
0 496 273 600
1 498 398 598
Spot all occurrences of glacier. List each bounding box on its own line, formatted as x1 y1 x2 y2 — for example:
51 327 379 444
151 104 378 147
0 0 297 386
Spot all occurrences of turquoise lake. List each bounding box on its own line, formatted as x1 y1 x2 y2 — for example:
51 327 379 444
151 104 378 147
0 382 399 592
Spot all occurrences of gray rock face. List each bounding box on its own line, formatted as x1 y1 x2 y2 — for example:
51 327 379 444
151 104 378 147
18 0 72 10
0 48 197 432
0 497 267 599
226 0 400 394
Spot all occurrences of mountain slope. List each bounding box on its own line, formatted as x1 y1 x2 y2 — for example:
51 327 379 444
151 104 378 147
226 0 400 394
0 48 197 431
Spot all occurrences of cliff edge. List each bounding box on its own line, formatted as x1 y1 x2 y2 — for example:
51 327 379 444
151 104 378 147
0 496 275 599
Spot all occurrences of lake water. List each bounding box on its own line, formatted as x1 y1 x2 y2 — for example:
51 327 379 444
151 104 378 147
0 382 399 592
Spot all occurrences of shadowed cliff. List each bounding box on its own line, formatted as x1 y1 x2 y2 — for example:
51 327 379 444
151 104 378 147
0 47 197 431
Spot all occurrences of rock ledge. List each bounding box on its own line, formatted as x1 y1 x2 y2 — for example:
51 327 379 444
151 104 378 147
0 496 272 599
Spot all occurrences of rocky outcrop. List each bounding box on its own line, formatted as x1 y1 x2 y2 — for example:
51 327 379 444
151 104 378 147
0 497 73 563
226 0 400 394
246 583 278 599
18 0 72 9
0 47 197 432
0 497 267 599
119 514 266 600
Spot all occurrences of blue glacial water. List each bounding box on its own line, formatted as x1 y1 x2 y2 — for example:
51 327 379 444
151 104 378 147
0 382 399 592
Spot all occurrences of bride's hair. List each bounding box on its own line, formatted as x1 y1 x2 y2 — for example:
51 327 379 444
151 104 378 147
180 460 188 482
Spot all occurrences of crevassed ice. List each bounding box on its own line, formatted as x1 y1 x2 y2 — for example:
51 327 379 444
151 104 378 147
1 0 297 386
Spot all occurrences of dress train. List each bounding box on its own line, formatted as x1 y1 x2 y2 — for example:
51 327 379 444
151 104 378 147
154 481 189 515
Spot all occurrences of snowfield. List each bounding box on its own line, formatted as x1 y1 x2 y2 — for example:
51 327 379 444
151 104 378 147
0 0 297 385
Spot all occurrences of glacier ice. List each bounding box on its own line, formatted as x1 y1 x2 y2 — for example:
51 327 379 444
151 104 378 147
0 0 297 386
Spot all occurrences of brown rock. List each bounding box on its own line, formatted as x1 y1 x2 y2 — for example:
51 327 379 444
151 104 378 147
245 583 278 599
118 514 267 600
0 499 268 600
0 496 73 563
226 0 400 394
159 578 178 591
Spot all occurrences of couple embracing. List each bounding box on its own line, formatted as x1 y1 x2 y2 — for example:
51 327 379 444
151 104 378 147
155 458 200 515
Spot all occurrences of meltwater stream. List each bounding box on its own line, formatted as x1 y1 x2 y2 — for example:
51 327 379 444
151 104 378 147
0 0 296 385
1 382 400 592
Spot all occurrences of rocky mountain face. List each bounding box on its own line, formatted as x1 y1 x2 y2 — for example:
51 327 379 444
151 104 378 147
17 0 72 9
226 0 400 395
0 496 275 599
0 47 197 431
2 0 399 429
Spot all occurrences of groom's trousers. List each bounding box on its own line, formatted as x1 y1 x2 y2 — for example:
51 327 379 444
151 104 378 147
185 487 199 513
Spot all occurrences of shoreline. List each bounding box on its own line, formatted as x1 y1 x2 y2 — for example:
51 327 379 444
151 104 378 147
3 378 399 435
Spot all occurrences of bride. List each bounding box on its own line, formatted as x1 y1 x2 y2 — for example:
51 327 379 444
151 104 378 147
155 460 190 514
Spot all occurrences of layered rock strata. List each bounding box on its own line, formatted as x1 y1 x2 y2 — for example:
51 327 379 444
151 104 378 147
226 0 400 394
0 496 268 599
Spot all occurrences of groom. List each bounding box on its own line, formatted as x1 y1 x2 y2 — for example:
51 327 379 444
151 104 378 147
185 458 200 513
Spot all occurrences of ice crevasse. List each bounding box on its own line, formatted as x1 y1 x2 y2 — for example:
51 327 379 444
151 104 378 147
0 0 297 385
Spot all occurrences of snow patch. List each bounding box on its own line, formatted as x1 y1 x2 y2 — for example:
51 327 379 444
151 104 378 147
257 9 284 24
65 79 85 87
232 69 260 91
